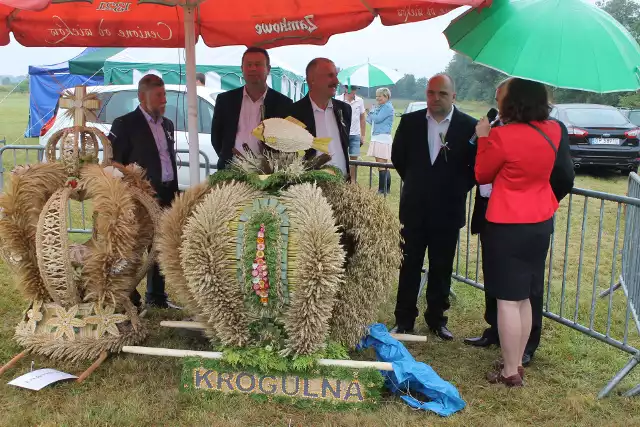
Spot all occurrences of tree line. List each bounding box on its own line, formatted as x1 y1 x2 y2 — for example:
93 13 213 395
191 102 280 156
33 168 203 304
378 0 640 108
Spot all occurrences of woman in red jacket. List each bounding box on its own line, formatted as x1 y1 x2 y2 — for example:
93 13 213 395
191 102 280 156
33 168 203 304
475 78 563 387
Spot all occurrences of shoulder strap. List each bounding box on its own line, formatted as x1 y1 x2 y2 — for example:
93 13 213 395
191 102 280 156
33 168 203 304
527 123 557 156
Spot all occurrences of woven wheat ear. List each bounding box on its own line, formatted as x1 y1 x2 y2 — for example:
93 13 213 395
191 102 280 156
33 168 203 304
180 181 261 347
320 181 402 348
279 183 345 356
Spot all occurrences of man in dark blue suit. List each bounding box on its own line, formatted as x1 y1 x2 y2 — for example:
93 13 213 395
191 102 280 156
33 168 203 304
391 74 478 340
109 74 180 309
211 47 293 170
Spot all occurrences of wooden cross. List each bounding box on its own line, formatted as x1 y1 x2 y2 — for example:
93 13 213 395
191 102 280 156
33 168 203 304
58 86 101 128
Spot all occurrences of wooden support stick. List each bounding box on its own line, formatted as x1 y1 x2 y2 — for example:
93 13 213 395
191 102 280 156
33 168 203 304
76 351 108 383
159 321 428 343
0 351 28 376
121 346 394 371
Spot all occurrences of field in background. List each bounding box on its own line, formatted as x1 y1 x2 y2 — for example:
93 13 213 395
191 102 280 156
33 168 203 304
1 93 640 426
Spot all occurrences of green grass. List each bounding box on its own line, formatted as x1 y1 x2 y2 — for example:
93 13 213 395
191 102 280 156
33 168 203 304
1 93 640 426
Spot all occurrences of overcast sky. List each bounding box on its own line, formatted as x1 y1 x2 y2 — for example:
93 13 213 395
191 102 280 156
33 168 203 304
0 0 600 79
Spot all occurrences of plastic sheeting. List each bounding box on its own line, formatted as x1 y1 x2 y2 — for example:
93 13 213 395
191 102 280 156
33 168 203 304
358 323 466 417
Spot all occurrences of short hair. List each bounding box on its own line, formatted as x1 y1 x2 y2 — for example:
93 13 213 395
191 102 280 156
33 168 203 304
242 47 270 67
138 74 164 94
429 72 456 93
499 78 550 123
196 72 206 85
376 87 391 99
497 77 512 90
306 58 333 80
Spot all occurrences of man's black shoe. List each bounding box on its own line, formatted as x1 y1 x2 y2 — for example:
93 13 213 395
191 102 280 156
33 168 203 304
390 325 415 334
146 300 183 310
430 325 454 341
522 352 534 367
463 336 498 347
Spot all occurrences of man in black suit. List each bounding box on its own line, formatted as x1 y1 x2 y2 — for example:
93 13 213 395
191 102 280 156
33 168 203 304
465 78 575 364
286 58 351 180
391 73 477 340
109 74 180 309
211 47 293 170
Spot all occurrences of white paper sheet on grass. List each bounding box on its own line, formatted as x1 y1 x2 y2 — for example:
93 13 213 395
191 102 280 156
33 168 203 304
8 368 77 391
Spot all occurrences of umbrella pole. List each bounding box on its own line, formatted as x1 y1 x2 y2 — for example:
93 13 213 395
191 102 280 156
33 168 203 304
183 4 201 186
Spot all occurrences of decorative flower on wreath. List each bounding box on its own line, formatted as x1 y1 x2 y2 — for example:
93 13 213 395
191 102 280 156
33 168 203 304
103 165 124 179
65 176 79 189
46 305 86 340
439 132 450 163
337 108 346 129
251 223 270 306
25 300 43 333
84 304 128 338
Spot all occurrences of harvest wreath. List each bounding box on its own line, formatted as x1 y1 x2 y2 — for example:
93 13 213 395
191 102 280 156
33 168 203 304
0 86 160 381
121 117 407 405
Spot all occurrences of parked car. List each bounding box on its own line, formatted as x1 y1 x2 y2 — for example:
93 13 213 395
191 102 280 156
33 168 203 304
40 84 223 189
550 104 640 172
621 108 640 127
402 101 427 115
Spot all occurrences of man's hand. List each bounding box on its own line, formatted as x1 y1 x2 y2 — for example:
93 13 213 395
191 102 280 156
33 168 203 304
360 136 365 146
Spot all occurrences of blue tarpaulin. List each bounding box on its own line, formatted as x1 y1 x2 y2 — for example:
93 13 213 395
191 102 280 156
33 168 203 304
358 323 466 417
25 48 103 138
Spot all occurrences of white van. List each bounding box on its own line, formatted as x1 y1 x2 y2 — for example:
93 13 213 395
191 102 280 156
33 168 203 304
39 84 223 190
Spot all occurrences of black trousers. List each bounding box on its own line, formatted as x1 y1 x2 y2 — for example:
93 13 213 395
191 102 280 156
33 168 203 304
480 243 543 356
395 223 459 329
131 181 177 307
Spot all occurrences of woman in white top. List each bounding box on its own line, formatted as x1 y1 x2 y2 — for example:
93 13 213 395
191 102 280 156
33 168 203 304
366 87 395 194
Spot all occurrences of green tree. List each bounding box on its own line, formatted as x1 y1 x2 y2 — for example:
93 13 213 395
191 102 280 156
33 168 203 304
445 54 505 103
15 79 29 94
1 77 11 86
394 74 417 99
619 93 640 108
597 0 640 41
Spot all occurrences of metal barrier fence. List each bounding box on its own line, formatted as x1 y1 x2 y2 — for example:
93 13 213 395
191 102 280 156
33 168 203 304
599 172 640 398
1 148 639 396
0 144 212 233
351 160 640 397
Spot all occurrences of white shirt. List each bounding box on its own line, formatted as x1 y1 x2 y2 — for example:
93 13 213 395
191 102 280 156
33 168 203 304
479 184 493 198
426 106 455 165
235 87 267 155
335 93 365 136
311 98 347 175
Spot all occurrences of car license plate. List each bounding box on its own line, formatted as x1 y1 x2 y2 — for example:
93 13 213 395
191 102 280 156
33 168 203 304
590 138 620 145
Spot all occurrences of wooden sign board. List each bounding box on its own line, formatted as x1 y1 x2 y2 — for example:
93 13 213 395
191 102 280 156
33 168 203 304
190 368 366 403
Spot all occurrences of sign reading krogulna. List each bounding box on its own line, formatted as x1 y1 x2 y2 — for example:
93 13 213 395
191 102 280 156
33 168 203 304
191 368 365 402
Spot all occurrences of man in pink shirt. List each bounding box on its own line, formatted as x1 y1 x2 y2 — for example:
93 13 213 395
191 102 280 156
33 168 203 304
211 47 293 170
109 74 180 310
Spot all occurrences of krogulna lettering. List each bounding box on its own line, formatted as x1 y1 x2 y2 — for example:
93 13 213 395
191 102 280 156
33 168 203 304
193 368 364 402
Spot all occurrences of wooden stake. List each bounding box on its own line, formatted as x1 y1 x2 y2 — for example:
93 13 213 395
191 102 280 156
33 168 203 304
0 350 27 375
76 351 108 383
121 346 394 371
159 320 429 343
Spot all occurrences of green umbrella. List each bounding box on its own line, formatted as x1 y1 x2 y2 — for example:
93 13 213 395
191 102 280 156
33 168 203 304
337 62 403 89
444 0 640 93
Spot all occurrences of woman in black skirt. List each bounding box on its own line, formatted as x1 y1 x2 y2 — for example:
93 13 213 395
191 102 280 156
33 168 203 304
474 78 572 387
